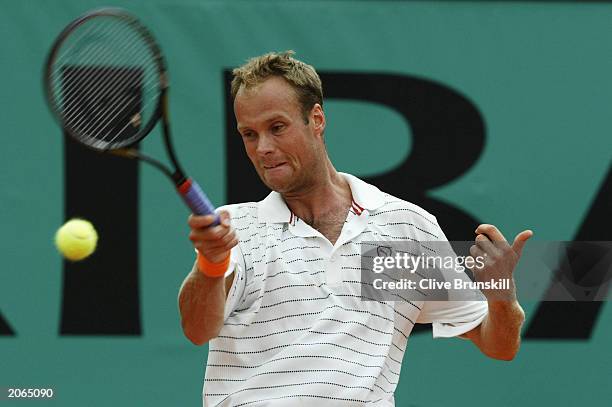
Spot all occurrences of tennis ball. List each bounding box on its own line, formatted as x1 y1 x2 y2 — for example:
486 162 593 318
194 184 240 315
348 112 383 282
55 218 98 261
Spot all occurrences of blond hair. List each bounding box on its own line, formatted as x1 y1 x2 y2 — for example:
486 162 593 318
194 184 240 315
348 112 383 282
231 50 323 123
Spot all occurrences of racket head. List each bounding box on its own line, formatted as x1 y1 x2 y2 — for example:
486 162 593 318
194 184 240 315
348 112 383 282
44 8 167 151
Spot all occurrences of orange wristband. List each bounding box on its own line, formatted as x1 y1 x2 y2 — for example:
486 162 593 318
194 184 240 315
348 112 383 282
196 252 230 278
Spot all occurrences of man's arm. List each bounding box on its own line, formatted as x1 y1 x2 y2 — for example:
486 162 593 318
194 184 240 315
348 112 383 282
461 224 532 360
179 265 235 346
460 300 525 360
178 211 238 346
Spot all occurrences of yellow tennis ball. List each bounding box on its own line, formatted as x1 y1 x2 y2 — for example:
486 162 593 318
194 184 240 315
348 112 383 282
55 218 98 261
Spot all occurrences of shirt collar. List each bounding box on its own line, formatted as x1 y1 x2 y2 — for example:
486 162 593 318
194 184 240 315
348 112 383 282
257 172 385 223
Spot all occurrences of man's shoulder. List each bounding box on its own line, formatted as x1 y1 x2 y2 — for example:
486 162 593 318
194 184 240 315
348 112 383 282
372 190 439 230
342 173 434 224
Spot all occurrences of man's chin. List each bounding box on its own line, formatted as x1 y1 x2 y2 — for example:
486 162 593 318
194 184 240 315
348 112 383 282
264 180 292 193
259 174 289 193
260 170 295 193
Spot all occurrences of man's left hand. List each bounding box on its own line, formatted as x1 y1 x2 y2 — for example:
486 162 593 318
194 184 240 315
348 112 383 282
469 224 533 301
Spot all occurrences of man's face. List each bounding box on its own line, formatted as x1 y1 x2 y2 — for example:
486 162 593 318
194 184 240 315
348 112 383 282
234 77 325 194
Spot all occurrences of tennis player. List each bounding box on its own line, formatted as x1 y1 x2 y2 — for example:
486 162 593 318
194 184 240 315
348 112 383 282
179 51 530 407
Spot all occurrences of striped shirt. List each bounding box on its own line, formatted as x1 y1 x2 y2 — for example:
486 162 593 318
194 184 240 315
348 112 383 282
202 173 488 407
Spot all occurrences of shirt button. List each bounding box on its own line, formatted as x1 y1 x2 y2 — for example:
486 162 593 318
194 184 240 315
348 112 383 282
330 255 337 263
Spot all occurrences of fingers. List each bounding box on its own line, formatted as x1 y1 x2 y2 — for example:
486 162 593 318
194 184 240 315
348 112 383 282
512 229 533 256
473 224 533 264
468 244 486 271
475 233 497 253
189 222 231 242
188 213 219 229
219 210 231 227
475 224 514 256
475 224 507 243
195 236 238 262
474 225 511 268
188 210 237 263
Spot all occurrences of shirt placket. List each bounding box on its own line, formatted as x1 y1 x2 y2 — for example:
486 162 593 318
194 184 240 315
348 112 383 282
326 209 369 285
286 207 370 286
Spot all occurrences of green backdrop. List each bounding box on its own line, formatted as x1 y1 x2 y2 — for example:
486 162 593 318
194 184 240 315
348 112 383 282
1 0 610 405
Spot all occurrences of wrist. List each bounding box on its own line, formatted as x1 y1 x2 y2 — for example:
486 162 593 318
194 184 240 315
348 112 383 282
196 251 230 278
487 300 525 323
482 277 517 302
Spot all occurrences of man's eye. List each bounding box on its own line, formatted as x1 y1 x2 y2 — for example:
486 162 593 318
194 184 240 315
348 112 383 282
272 124 285 132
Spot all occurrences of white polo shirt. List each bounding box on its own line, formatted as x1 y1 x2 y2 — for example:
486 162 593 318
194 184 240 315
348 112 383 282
202 173 488 407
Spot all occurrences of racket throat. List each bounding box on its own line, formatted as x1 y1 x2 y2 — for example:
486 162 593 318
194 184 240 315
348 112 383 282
172 172 188 187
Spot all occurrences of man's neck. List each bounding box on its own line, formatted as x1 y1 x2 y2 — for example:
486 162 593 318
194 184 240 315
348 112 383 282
282 162 352 226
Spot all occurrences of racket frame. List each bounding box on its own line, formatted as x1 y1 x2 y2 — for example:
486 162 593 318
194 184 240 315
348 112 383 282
43 7 188 185
43 8 219 221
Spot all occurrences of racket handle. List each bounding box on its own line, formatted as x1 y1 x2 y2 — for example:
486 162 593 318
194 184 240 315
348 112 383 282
177 178 220 225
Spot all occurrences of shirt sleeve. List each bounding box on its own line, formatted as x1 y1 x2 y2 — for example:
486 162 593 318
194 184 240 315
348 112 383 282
416 217 489 338
417 300 488 338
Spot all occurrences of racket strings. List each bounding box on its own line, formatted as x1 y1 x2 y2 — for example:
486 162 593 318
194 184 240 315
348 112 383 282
65 68 143 144
104 92 161 145
51 18 147 90
49 15 161 148
53 20 154 107
52 21 153 111
93 79 161 146
56 38 150 122
60 66 137 126
51 19 136 102
64 64 153 138
51 18 116 68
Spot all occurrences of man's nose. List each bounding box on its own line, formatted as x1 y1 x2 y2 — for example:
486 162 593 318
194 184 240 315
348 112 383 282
256 133 275 155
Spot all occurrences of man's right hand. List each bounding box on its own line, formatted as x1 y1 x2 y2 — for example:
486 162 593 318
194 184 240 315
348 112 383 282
188 210 238 264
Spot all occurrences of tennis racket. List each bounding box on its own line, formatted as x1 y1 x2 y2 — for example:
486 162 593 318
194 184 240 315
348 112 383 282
43 7 219 224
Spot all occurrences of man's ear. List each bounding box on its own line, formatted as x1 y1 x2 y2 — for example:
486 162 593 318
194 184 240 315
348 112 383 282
311 103 326 139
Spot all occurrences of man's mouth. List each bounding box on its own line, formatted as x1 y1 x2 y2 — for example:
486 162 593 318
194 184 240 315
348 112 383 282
263 162 286 170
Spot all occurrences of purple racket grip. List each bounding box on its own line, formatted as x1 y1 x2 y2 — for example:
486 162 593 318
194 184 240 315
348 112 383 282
177 178 220 226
